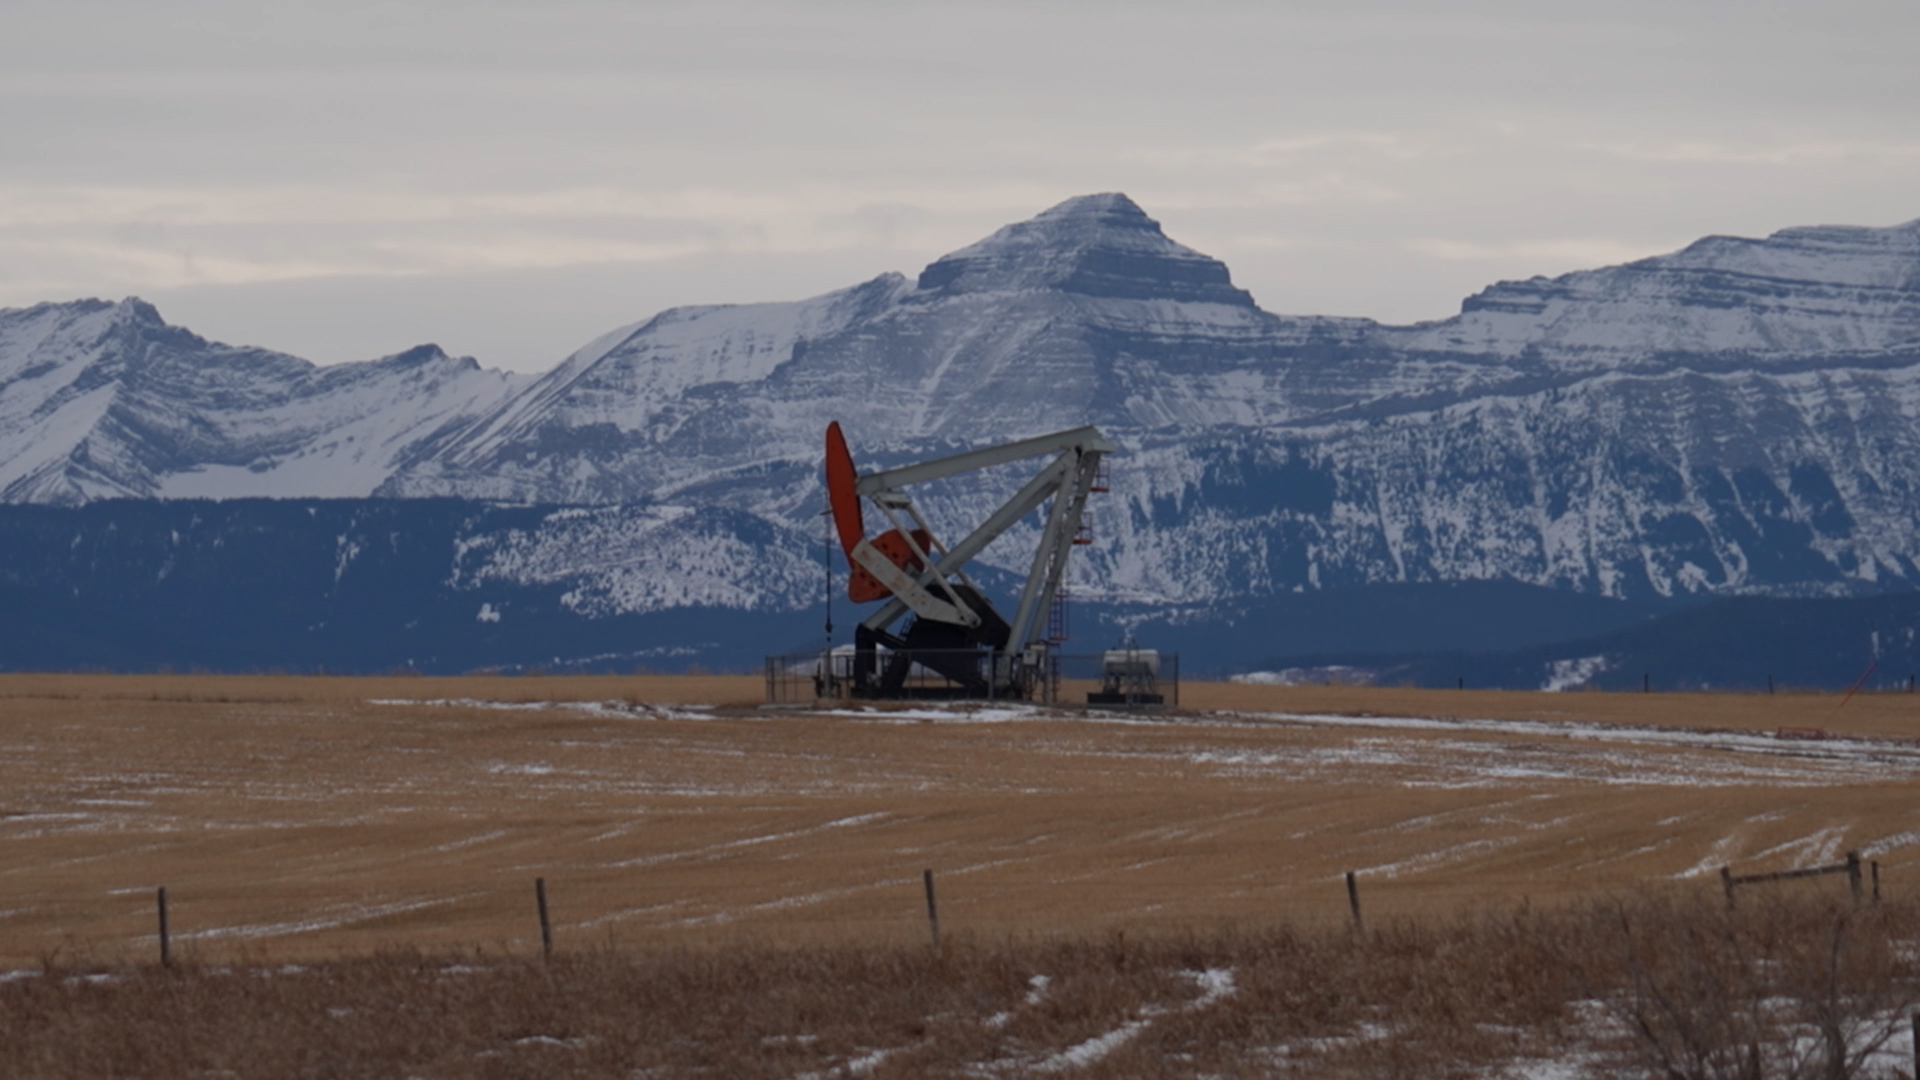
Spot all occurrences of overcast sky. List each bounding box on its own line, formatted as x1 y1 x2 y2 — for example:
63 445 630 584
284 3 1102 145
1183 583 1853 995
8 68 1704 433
3 0 1917 371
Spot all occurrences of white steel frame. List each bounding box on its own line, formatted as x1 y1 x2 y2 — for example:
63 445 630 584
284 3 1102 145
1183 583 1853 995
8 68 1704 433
853 425 1114 659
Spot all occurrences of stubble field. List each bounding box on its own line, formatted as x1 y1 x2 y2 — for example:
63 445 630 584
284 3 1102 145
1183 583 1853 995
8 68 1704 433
4 673 1918 966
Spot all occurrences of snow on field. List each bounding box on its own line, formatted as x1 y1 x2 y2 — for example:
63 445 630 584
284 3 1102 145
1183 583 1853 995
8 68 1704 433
965 967 1239 1076
180 896 468 942
366 695 1920 791
370 698 718 721
610 812 896 870
1201 709 1920 788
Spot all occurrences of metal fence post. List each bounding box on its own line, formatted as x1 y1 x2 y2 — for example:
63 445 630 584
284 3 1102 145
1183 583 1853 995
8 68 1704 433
536 877 553 960
157 887 171 968
923 869 940 948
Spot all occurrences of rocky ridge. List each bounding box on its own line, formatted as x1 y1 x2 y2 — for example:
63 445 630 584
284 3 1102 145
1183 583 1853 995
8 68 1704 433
5 194 1920 633
0 297 527 505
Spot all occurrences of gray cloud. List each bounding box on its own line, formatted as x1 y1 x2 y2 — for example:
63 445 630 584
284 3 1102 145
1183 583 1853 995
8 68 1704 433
3 0 1917 369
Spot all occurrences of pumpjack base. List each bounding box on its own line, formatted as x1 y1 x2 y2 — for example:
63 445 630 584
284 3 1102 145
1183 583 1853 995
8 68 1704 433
847 622 1034 700
853 685 1012 702
767 647 1178 707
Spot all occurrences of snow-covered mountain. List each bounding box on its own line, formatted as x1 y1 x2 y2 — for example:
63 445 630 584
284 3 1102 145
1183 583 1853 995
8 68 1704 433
386 193 1920 608
1402 221 1920 361
0 298 527 504
6 194 1920 626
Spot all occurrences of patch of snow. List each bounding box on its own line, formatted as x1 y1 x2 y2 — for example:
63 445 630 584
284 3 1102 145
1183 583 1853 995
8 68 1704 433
178 896 463 941
508 1034 593 1049
1673 834 1746 879
1231 666 1374 687
369 698 717 721
1026 973 1052 1005
761 1034 819 1047
1031 1019 1154 1073
1865 829 1920 856
1210 709 1920 788
825 705 1053 724
431 829 509 852
1187 967 1236 1009
487 762 555 776
610 813 894 870
1542 655 1610 692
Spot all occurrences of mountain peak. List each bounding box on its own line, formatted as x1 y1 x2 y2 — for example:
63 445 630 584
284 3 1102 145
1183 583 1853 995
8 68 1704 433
382 343 452 366
1031 191 1154 224
913 193 1255 307
112 297 166 326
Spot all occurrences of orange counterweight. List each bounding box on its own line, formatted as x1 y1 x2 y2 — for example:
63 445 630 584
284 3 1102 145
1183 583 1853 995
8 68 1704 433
826 421 935 603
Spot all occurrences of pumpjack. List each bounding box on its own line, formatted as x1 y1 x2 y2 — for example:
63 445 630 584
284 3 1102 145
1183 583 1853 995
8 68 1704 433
826 421 1114 699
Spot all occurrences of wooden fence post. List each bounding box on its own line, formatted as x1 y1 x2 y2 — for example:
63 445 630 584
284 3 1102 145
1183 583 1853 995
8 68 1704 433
1721 866 1736 909
923 869 940 948
1872 860 1882 903
535 877 553 960
157 886 171 968
1346 871 1363 933
1846 852 1862 904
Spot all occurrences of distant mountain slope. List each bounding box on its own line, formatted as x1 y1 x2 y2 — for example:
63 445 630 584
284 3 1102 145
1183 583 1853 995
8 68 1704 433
4 195 1920 636
1400 221 1920 362
381 271 916 504
0 499 826 673
1248 590 1920 693
380 194 1920 606
0 497 1688 676
2 495 1910 686
0 298 527 505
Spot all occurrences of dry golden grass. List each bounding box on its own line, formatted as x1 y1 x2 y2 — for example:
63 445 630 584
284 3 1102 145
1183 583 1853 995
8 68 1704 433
6 892 1917 1079
3 674 1919 973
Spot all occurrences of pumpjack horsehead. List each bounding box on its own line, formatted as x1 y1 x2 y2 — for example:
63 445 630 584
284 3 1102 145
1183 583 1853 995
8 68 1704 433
824 421 1113 698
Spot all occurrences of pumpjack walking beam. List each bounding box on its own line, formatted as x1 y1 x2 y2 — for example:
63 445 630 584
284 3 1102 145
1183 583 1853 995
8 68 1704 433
825 422 1115 698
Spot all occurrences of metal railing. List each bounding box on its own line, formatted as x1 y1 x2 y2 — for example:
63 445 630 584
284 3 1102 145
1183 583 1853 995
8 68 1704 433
765 648 1179 708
